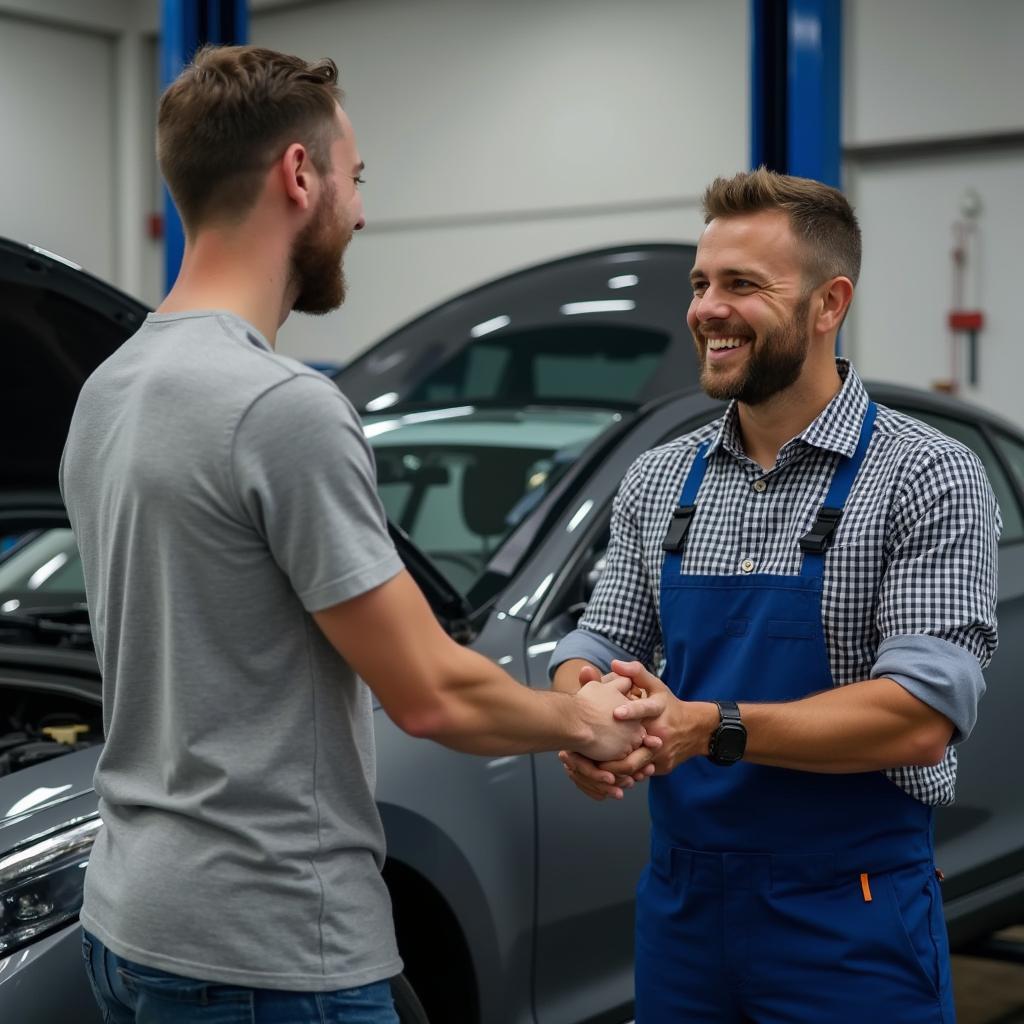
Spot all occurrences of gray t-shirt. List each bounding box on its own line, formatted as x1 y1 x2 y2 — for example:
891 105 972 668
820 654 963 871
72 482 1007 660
60 310 404 990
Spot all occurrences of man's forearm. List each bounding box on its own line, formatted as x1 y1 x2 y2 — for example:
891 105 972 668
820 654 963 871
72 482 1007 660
597 662 956 780
740 677 954 772
313 571 641 758
551 658 598 695
415 645 593 754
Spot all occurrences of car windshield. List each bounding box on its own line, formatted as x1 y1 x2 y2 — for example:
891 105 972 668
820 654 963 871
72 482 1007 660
364 405 621 595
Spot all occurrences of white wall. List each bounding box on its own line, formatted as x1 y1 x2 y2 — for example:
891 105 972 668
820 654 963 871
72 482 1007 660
0 0 159 297
842 0 1024 426
848 149 1022 422
845 0 1024 146
0 10 118 279
251 0 749 363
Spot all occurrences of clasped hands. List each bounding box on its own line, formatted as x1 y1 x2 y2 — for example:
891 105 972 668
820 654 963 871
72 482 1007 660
563 659 692 801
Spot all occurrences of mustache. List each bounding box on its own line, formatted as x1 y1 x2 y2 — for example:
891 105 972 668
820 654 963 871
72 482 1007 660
696 321 754 341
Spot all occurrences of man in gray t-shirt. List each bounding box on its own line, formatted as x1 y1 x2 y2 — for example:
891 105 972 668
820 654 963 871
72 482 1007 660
61 45 660 1024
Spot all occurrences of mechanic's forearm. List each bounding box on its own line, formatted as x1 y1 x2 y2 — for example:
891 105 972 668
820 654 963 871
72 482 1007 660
551 658 598 695
740 677 955 772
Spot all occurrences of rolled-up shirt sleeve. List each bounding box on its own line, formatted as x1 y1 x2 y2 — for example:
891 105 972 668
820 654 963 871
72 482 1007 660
549 454 662 680
873 444 1000 742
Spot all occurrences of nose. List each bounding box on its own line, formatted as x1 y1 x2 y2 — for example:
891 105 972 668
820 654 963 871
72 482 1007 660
353 194 366 232
691 284 732 322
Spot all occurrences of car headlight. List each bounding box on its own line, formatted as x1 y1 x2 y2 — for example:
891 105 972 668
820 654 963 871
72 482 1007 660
0 816 100 956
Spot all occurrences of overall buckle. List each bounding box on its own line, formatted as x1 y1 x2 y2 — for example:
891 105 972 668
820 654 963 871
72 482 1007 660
662 505 696 552
799 506 843 554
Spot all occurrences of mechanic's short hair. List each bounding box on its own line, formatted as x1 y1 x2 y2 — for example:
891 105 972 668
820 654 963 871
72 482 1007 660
702 168 861 288
157 44 343 232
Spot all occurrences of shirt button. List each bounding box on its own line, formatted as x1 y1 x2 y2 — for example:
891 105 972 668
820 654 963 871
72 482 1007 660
740 558 754 573
753 479 767 493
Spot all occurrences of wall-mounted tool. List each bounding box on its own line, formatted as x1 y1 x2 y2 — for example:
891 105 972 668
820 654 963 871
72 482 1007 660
948 188 985 390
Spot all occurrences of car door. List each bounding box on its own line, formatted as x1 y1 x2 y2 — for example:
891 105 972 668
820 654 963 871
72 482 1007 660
523 508 650 1024
518 395 722 1024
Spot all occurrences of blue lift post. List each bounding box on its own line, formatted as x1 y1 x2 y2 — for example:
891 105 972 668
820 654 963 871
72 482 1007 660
160 0 249 294
750 0 842 350
750 0 841 187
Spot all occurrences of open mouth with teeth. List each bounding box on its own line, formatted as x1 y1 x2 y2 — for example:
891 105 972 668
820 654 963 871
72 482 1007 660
704 336 752 360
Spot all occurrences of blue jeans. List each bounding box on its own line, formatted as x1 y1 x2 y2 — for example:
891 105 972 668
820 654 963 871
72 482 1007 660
82 931 400 1024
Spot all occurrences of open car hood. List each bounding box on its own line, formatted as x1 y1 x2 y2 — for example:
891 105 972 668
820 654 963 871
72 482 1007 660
0 237 148 497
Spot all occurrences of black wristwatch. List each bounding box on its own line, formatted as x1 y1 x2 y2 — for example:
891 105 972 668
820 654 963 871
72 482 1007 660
707 700 746 766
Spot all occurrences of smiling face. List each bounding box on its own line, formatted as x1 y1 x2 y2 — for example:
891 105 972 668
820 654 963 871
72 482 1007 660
687 210 815 405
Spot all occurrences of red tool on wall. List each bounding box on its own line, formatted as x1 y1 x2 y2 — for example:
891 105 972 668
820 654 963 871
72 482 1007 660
947 188 985 391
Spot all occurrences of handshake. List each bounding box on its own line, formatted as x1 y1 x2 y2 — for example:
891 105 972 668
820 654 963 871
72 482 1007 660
561 659 693 801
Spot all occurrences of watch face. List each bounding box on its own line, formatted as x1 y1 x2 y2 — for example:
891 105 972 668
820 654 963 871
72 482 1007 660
714 723 746 762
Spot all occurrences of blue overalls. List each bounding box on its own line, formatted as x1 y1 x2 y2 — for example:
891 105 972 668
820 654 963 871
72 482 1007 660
634 403 955 1023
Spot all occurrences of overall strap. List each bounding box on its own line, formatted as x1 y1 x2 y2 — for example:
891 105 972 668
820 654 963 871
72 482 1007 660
799 402 878 579
661 441 712 560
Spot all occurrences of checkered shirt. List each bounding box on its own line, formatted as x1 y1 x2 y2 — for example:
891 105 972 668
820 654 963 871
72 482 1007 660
576 361 1000 805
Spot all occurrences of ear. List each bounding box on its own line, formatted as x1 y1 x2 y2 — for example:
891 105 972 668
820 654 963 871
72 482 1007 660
812 276 854 335
280 142 314 211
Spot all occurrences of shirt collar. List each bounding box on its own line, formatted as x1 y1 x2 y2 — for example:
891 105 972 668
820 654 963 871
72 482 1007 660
704 359 869 462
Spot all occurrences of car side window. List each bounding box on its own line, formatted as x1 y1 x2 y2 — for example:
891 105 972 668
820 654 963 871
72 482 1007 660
895 408 1024 544
991 430 1024 493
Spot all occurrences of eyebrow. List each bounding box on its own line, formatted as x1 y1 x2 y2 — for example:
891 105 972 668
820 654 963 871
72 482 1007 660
690 265 763 282
354 161 365 174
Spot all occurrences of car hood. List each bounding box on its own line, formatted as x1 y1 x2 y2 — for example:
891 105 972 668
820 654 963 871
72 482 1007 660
0 237 148 498
0 741 102 850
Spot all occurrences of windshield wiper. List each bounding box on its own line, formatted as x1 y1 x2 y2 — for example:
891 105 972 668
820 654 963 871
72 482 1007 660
386 522 476 644
0 605 93 650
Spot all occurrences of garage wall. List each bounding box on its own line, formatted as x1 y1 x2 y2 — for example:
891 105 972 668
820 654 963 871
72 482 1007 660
845 0 1024 146
250 0 749 363
842 0 1024 426
0 10 118 281
847 149 1022 423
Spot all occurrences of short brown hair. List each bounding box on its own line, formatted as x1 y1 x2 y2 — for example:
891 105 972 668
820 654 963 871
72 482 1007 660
157 45 344 231
702 168 861 287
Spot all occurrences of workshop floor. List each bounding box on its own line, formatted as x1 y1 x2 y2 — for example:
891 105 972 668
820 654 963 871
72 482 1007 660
954 929 1024 1023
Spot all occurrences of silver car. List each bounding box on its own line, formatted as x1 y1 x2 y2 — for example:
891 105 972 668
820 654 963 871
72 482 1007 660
2 238 1023 1023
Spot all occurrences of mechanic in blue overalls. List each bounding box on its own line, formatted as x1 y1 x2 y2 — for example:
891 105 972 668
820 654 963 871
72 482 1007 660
552 170 999 1022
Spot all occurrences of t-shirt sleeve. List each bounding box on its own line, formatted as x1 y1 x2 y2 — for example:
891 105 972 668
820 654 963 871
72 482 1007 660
231 373 402 612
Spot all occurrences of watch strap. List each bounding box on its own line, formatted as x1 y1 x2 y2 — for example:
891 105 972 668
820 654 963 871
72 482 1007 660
715 700 741 724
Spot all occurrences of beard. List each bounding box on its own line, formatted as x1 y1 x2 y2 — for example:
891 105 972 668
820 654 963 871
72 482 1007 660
290 181 353 315
697 294 811 406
